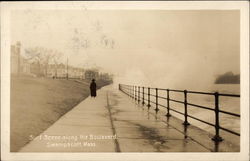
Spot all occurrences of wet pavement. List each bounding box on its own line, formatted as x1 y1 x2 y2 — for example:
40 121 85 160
19 85 239 152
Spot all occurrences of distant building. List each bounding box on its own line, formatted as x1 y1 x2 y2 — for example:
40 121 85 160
47 63 85 79
11 42 31 75
99 73 112 81
47 63 67 78
57 63 67 78
30 62 45 77
20 58 31 74
85 69 99 80
11 42 21 74
47 64 56 77
68 67 84 79
11 41 85 79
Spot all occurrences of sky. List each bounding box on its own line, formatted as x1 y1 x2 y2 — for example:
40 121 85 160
11 10 240 90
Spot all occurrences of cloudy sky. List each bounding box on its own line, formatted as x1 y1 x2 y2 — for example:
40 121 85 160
11 10 240 89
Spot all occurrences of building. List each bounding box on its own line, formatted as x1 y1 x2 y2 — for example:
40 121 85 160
99 73 112 81
11 41 85 79
47 63 85 79
68 67 84 79
30 62 45 77
20 58 31 74
85 69 99 80
47 63 67 78
11 41 31 75
11 42 21 74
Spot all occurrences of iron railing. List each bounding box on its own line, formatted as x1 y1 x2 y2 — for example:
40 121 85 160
119 84 240 142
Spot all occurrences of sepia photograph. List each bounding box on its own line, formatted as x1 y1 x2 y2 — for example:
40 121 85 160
1 1 249 161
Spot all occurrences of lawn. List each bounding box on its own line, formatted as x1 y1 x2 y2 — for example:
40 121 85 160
10 76 111 152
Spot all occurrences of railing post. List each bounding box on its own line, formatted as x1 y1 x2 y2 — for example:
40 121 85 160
147 87 151 108
131 86 134 98
142 87 145 105
155 88 159 112
166 89 171 117
135 86 137 100
128 86 129 96
183 90 190 126
119 84 120 90
128 85 130 97
129 86 131 98
133 86 135 99
138 86 140 103
212 92 223 142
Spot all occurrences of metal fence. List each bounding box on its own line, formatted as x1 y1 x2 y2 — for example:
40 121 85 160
119 84 240 142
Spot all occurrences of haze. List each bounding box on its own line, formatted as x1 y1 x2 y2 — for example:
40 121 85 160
11 10 240 90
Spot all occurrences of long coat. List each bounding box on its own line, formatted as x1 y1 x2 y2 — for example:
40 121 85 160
90 82 97 97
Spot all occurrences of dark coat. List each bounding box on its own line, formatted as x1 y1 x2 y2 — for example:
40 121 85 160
90 82 97 97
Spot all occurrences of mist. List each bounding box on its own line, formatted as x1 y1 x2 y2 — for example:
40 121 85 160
11 10 240 91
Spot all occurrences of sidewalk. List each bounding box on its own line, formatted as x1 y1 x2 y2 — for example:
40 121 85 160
19 85 238 152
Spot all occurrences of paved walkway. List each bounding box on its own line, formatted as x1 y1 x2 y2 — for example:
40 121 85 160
19 85 239 152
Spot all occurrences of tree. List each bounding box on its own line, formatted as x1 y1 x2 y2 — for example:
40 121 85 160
215 71 240 84
43 49 54 77
25 47 55 77
51 51 63 78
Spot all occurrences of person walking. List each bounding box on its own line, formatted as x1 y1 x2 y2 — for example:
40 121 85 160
90 79 97 97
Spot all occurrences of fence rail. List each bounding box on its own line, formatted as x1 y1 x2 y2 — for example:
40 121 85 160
119 84 240 142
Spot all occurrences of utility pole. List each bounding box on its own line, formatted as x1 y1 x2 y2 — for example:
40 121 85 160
66 57 68 80
16 42 21 76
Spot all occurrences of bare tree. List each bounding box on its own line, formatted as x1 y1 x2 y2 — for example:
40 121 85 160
42 49 54 77
51 51 62 78
25 47 44 76
25 47 54 77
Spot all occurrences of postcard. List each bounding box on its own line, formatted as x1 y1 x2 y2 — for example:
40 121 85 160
1 1 249 161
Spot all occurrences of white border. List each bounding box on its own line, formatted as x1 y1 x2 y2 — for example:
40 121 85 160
1 1 249 161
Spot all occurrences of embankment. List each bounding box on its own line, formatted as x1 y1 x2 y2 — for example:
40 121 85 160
10 76 111 152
